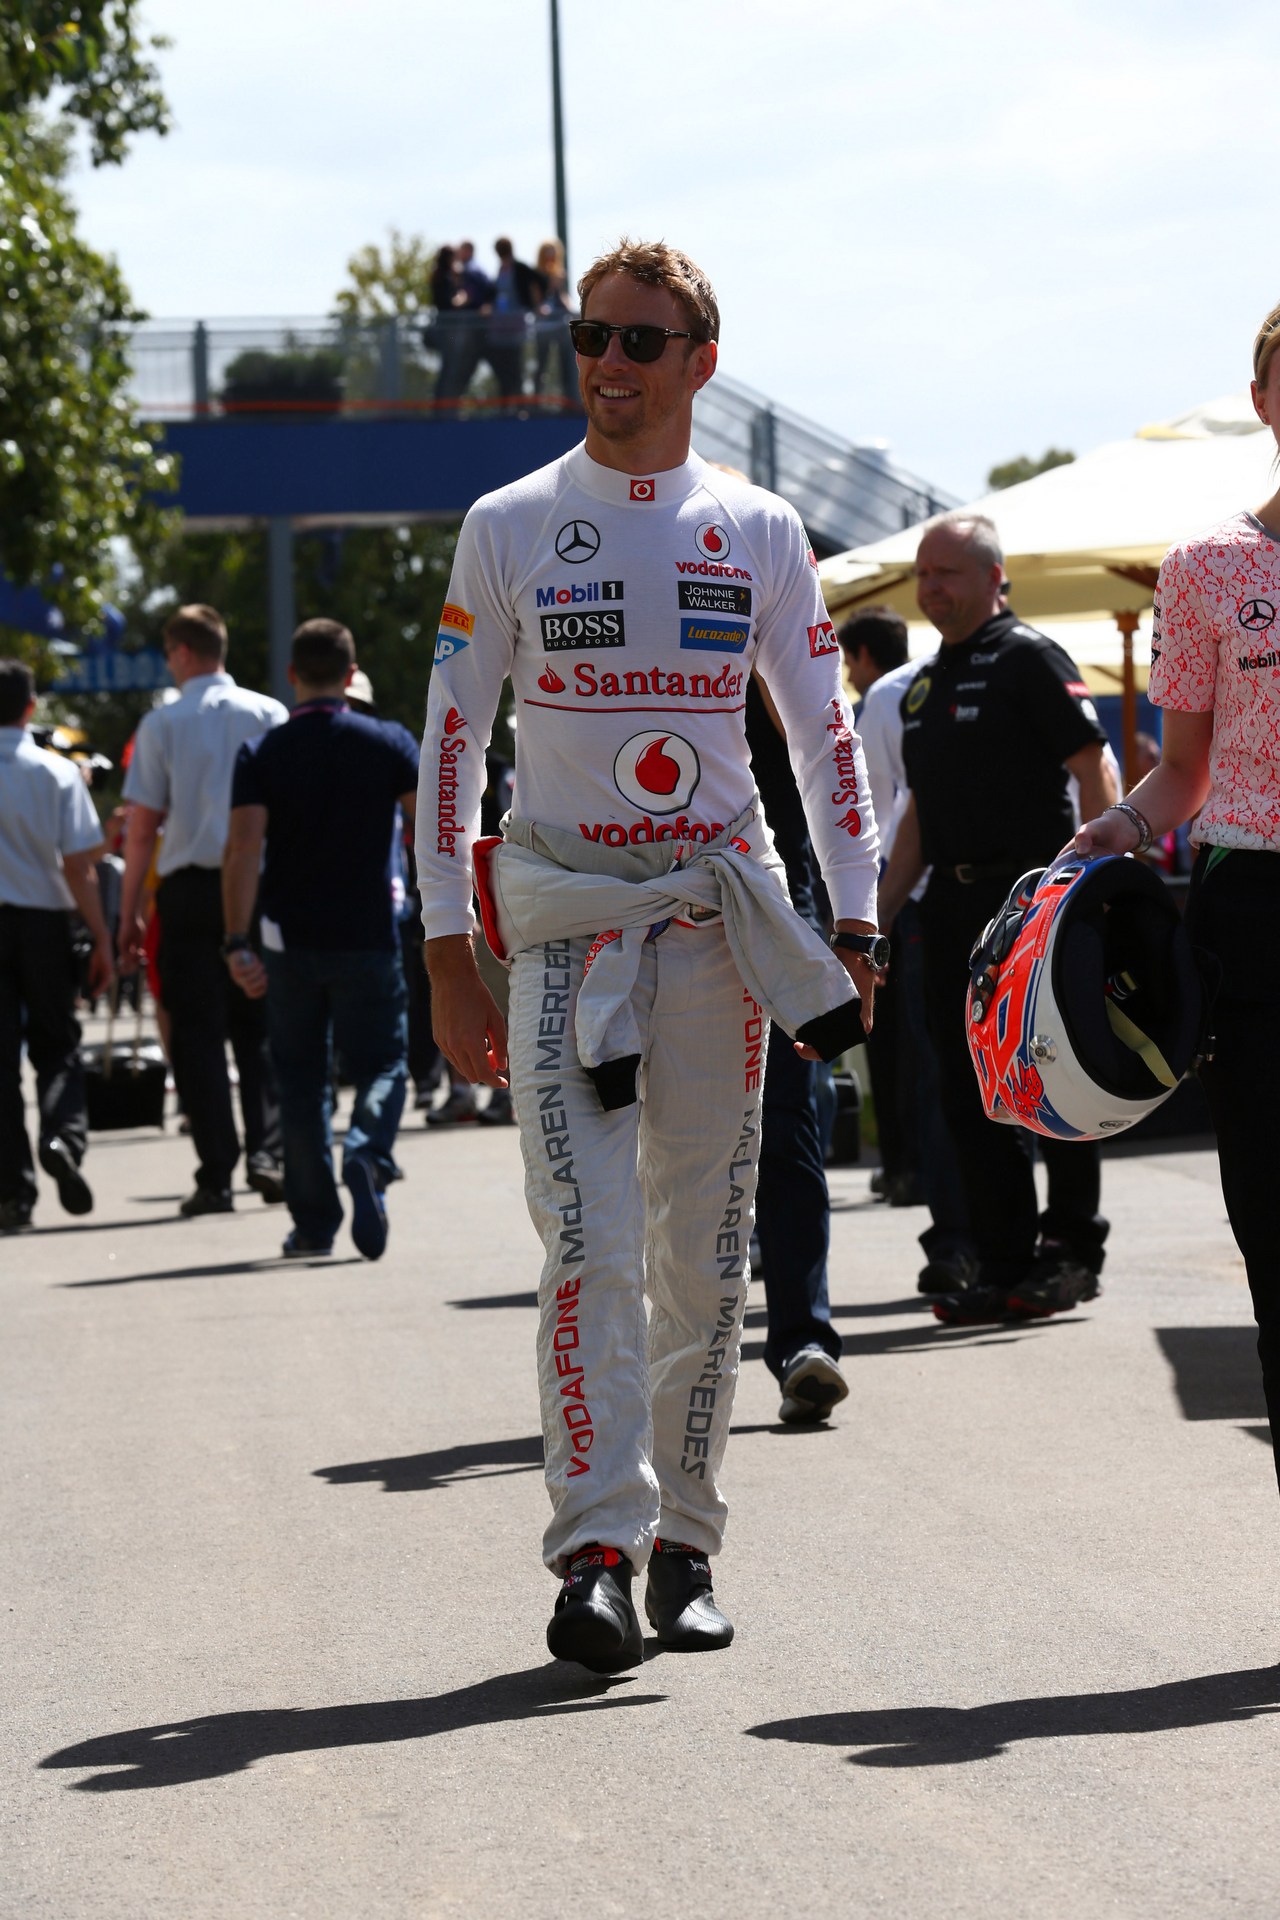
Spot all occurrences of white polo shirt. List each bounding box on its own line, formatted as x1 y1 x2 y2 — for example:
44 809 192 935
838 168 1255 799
123 671 287 875
0 729 105 910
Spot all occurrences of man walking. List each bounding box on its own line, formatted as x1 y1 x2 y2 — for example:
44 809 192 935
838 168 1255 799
119 605 287 1217
221 620 418 1261
416 239 882 1670
0 660 114 1230
877 513 1116 1321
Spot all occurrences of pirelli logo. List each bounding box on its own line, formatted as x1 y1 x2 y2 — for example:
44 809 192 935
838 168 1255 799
440 603 475 636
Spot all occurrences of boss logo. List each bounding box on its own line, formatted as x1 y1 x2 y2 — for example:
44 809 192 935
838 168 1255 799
539 610 627 650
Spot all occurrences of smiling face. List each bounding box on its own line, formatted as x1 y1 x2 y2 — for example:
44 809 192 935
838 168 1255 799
578 272 717 475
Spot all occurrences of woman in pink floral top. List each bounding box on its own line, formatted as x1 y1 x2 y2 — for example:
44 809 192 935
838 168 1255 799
1078 298 1280 1499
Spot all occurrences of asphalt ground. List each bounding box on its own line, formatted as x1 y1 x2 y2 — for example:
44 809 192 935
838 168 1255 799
5 1067 1279 1919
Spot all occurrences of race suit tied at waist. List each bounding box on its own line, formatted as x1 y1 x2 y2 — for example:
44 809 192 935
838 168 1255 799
475 810 862 1110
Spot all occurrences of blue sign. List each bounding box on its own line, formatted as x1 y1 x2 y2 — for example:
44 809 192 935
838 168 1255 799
50 649 171 694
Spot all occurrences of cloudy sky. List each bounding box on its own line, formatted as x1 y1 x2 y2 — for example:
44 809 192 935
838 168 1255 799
69 0 1277 500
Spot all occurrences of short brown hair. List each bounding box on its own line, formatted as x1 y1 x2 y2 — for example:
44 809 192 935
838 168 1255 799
838 606 909 672
291 618 355 687
163 604 227 663
1254 301 1280 387
578 238 720 344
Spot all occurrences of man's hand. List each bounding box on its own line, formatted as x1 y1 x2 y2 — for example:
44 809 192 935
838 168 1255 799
117 913 147 975
88 932 115 998
225 947 268 1000
426 934 509 1088
795 918 881 1057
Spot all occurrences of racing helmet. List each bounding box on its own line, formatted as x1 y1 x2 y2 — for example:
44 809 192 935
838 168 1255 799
965 850 1206 1141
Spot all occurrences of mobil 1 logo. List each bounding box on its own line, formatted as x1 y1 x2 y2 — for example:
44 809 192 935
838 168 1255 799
677 582 752 617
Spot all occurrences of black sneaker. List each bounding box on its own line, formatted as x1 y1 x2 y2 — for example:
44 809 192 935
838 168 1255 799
477 1087 515 1126
932 1282 1022 1326
1007 1257 1100 1318
0 1199 34 1234
281 1229 334 1260
179 1187 234 1219
246 1155 286 1205
918 1249 981 1295
778 1345 849 1424
39 1136 93 1216
645 1539 734 1650
546 1545 643 1673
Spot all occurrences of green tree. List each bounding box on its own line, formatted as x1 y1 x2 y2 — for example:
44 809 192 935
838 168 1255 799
0 5 176 656
333 228 439 320
986 447 1075 491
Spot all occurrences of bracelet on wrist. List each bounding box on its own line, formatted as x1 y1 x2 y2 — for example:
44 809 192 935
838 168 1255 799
220 933 252 959
1104 801 1154 855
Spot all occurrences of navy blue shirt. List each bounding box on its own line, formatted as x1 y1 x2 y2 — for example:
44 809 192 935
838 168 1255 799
232 701 420 951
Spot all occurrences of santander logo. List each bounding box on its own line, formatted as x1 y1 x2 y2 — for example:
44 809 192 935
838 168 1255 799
444 707 466 734
613 729 701 815
695 523 730 562
538 665 566 693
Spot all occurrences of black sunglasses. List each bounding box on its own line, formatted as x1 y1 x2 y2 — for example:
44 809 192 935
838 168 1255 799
569 319 698 363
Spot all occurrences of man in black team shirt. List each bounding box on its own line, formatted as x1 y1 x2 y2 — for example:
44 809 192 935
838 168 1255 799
222 620 420 1262
877 513 1116 1323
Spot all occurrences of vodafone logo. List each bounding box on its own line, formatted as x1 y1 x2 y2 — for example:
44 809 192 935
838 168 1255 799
629 478 656 502
444 707 466 734
613 730 701 814
694 523 731 562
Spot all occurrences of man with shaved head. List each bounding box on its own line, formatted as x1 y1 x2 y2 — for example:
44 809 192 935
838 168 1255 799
877 513 1117 1326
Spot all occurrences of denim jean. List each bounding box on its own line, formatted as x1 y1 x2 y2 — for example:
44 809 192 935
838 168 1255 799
264 946 408 1246
754 1022 841 1380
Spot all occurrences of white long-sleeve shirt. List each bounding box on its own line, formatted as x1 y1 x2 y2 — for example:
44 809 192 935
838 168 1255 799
416 445 878 937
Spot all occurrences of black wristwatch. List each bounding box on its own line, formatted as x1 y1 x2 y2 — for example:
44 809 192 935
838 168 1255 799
829 930 890 970
220 933 252 959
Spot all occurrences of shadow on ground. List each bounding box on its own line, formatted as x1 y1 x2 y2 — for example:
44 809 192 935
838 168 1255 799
315 1434 545 1492
41 1666 662 1790
746 1665 1280 1768
1156 1327 1267 1422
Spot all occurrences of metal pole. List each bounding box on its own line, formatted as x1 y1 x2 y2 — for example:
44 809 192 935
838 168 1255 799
550 0 569 270
268 517 295 707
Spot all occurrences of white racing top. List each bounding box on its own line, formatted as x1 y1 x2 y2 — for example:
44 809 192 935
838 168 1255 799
416 444 879 938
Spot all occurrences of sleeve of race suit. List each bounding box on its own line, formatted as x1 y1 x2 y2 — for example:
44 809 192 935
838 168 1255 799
753 511 880 925
416 506 517 939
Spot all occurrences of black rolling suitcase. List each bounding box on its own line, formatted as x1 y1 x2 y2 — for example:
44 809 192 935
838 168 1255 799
83 990 168 1131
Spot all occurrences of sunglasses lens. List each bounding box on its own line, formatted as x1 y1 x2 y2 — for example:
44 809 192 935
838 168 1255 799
621 327 665 363
570 323 608 356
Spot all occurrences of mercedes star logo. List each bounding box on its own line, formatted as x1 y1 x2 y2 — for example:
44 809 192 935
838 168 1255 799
1239 599 1277 631
555 519 601 564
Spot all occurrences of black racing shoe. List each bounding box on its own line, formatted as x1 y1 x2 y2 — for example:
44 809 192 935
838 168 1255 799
1007 1256 1100 1319
547 1545 643 1673
39 1136 93 1216
645 1539 734 1650
918 1249 981 1296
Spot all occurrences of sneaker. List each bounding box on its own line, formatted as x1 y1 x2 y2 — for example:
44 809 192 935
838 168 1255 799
246 1155 286 1205
427 1085 478 1127
178 1187 234 1218
917 1248 981 1296
546 1545 643 1673
477 1086 515 1126
344 1152 388 1260
778 1345 849 1424
1007 1256 1100 1318
645 1538 734 1650
931 1279 1035 1326
281 1229 334 1259
38 1136 93 1216
0 1200 34 1234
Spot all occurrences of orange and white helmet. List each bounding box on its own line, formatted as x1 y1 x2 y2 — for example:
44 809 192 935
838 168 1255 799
965 851 1207 1141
